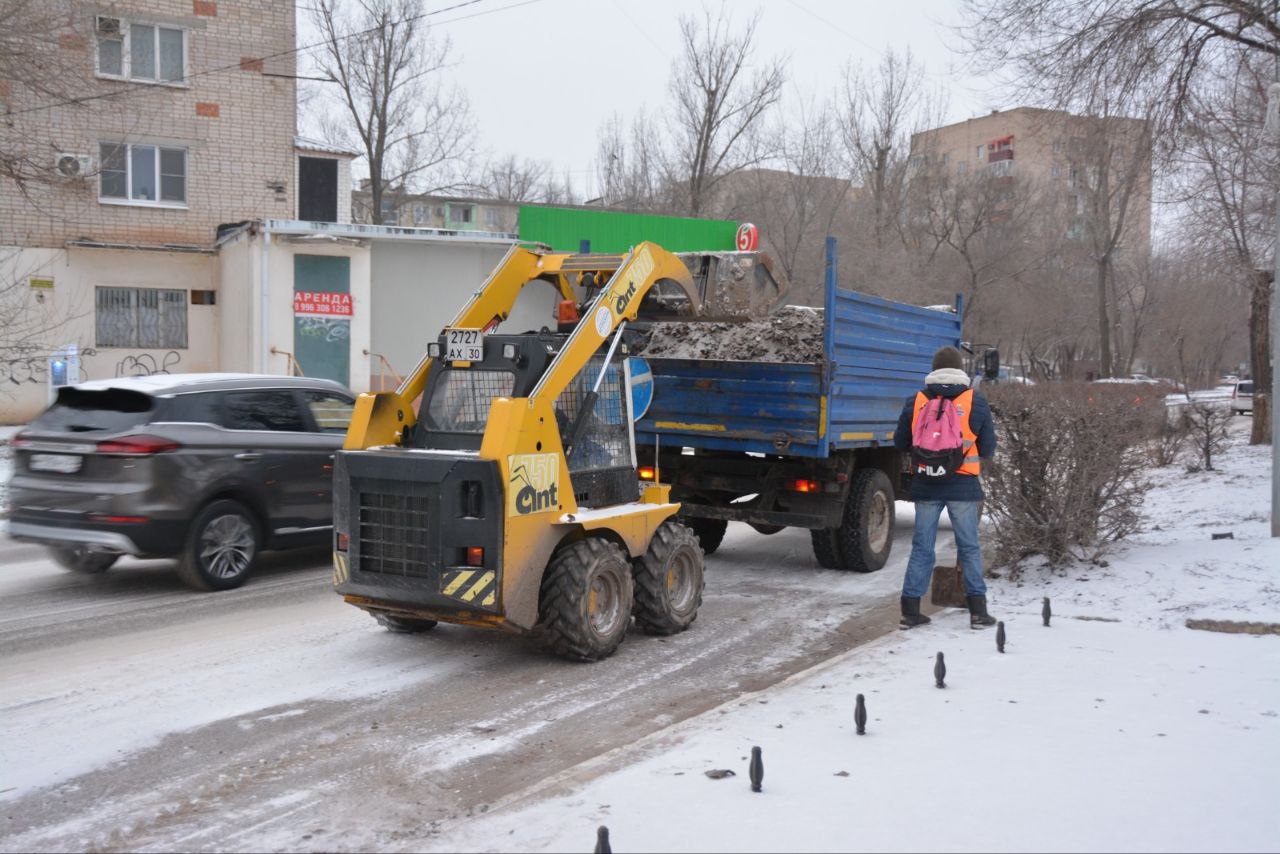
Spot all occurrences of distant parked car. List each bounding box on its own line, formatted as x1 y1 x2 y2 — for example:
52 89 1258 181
6 374 355 590
1231 380 1254 415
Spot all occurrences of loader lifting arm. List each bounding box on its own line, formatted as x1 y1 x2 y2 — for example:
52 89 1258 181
343 242 698 451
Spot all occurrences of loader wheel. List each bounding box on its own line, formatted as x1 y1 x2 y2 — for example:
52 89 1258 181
685 518 727 556
537 538 634 662
373 613 438 633
835 468 895 573
632 521 704 635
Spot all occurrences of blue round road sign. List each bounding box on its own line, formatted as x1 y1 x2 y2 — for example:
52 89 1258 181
627 357 654 421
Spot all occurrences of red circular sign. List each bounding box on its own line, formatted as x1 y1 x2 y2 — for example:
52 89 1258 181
736 222 759 251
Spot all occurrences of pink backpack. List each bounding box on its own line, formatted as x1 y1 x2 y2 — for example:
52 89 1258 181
910 395 966 482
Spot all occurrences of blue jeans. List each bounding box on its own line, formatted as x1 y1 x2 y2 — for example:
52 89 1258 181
901 500 986 599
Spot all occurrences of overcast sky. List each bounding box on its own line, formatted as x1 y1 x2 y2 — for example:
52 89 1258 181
303 0 1003 194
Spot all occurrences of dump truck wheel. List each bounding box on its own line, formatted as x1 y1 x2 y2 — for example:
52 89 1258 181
834 468 895 573
373 613 438 633
810 528 845 569
632 521 704 635
686 518 727 555
538 538 634 662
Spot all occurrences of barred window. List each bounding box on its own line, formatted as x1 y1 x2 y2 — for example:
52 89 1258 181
95 287 188 349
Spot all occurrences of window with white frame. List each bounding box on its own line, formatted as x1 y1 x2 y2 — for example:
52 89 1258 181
449 205 474 224
413 203 427 224
96 16 186 84
95 287 188 349
484 208 500 227
99 142 187 206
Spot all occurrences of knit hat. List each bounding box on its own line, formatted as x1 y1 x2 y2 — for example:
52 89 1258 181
931 346 965 372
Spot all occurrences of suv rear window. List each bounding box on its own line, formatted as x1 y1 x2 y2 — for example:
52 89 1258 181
29 388 155 433
1238 382 1254 394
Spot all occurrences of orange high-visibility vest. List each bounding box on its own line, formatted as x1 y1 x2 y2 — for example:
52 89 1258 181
911 388 980 476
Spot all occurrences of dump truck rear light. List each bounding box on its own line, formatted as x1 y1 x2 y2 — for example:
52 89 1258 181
787 478 819 493
638 465 656 480
336 533 350 552
90 515 147 524
95 435 181 455
466 546 484 567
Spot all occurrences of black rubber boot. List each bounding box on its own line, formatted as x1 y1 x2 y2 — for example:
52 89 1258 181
967 595 997 629
900 596 931 629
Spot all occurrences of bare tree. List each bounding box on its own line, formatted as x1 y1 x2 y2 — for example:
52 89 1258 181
839 49 931 253
719 100 849 300
1172 50 1276 441
0 1 91 193
593 111 668 211
960 0 1278 426
666 5 785 215
308 0 475 225
1062 110 1153 377
481 156 550 202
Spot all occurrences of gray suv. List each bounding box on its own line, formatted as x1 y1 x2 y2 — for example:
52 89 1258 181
6 373 355 590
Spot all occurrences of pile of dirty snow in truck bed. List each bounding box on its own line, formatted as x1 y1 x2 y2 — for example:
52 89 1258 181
636 305 824 363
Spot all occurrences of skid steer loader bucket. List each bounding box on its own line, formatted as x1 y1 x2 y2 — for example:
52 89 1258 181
642 251 789 322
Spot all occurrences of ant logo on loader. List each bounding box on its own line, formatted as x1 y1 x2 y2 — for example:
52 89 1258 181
507 453 560 516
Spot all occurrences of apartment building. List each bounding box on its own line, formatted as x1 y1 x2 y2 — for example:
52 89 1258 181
909 107 1152 255
0 1 534 422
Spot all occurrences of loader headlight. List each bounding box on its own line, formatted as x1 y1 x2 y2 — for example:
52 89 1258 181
428 342 442 358
502 343 517 360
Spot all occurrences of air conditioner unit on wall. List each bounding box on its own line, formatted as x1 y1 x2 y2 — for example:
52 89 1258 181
55 153 92 178
96 16 121 37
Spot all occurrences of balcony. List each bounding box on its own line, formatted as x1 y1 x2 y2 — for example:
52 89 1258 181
987 148 1014 162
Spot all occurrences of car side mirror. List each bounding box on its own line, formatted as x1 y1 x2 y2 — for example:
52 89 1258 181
982 348 1000 380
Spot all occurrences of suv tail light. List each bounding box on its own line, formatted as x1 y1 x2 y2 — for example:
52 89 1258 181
95 434 181 455
11 431 30 448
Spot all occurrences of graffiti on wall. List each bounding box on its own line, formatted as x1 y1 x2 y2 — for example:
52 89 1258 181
296 316 350 344
1 346 97 385
115 351 182 378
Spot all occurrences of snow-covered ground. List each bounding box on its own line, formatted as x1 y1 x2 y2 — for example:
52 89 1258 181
429 418 1280 853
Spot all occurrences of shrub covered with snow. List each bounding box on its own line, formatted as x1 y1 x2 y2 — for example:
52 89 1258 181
983 383 1165 570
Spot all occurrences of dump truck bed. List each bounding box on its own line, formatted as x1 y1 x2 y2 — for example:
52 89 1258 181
636 259 962 459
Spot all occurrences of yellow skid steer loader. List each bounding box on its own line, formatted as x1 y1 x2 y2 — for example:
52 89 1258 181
332 242 713 661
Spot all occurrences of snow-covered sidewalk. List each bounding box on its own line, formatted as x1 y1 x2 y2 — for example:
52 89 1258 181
429 419 1280 853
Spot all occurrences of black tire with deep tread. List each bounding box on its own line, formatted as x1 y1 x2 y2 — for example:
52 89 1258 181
537 538 634 662
632 520 704 636
49 546 118 574
749 523 784 535
834 468 895 573
175 499 261 592
810 527 844 569
374 613 438 633
685 517 728 555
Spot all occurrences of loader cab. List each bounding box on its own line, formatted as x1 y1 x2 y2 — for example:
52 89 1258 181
413 330 564 451
412 327 639 509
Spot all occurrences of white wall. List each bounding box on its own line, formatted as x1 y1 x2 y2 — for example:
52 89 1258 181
368 242 556 388
2 246 217 424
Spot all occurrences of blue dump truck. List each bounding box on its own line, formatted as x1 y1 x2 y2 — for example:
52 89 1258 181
635 239 962 572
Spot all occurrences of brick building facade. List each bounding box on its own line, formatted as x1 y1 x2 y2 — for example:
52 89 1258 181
2 0 301 248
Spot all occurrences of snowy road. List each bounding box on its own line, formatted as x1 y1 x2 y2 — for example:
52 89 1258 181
0 515 926 852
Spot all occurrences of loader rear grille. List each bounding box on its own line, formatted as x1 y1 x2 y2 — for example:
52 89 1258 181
357 492 432 577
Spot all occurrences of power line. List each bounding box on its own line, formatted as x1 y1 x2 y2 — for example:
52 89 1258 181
6 0 538 119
